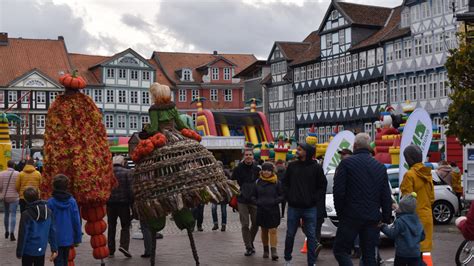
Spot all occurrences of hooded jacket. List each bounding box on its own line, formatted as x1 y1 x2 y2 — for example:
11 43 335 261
381 212 425 257
15 165 42 200
283 158 326 209
47 190 82 247
0 168 20 203
16 200 57 257
231 162 260 204
400 162 434 252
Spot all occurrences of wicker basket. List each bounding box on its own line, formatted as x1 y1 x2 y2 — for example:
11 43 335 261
133 129 239 221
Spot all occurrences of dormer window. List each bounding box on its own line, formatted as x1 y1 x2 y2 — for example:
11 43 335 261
224 68 231 80
212 68 219 80
182 69 192 81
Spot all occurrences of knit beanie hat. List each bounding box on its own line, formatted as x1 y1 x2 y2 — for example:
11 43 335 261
261 162 275 172
399 192 418 213
403 145 422 167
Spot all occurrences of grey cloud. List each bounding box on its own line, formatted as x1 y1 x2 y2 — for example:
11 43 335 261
121 13 152 32
0 0 118 55
155 1 326 58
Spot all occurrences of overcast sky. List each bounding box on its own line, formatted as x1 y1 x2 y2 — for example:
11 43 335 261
0 0 401 59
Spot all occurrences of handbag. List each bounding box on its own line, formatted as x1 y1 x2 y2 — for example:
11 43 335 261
229 195 239 210
1 170 15 202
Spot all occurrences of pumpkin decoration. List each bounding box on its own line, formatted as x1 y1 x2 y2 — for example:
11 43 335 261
85 219 107 235
90 234 107 248
181 128 202 142
59 70 87 90
81 205 106 222
131 133 167 162
93 246 110 260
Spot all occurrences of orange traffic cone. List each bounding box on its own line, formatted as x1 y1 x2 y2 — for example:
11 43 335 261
300 238 308 253
422 252 433 266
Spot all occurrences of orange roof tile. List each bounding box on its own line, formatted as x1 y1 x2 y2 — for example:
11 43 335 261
0 37 72 87
152 52 257 85
291 34 321 66
277 42 311 61
69 53 109 85
337 2 393 27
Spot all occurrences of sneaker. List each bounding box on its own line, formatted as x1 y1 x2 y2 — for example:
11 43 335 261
10 233 15 241
315 243 323 258
221 224 226 232
284 260 292 266
212 224 219 231
244 248 253 256
118 247 132 258
5 232 8 239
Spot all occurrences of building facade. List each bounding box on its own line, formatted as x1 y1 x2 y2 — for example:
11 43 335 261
233 60 269 113
151 51 256 123
292 2 401 143
263 42 310 139
384 0 469 140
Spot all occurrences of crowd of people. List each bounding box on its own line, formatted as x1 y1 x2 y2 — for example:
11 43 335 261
1 132 472 266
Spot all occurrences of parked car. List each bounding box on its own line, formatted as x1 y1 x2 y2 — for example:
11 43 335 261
321 170 395 239
387 167 459 225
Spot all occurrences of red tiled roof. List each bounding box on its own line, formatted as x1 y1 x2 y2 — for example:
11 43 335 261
147 58 173 87
303 31 319 43
0 37 72 87
277 42 311 61
152 52 257 85
337 2 393 27
350 6 409 51
69 53 109 85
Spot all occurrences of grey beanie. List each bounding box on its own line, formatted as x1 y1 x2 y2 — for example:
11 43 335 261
403 144 422 167
399 192 417 214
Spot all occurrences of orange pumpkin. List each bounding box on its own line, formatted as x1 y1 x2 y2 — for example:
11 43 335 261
59 70 87 90
81 206 106 222
90 234 107 248
92 246 109 259
85 220 107 235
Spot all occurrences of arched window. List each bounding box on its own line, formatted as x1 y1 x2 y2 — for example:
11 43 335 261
25 79 46 87
119 57 138 65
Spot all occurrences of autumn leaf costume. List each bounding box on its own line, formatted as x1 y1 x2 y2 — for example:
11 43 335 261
40 71 116 264
132 83 238 266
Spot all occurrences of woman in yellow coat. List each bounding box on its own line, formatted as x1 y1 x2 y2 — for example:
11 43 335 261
400 145 434 252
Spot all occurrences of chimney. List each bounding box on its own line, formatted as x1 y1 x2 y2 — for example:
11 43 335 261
58 36 64 41
213 50 218 55
0 32 8 46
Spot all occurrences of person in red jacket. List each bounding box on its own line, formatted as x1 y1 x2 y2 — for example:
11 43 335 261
456 203 474 240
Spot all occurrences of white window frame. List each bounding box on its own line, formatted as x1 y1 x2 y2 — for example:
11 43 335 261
418 75 427 100
129 115 138 130
130 90 139 104
315 63 320 79
359 51 367 69
355 86 361 107
191 89 199 101
142 71 151 81
178 89 186 102
224 68 231 80
404 40 412 58
367 49 376 67
408 76 417 101
333 59 339 76
36 114 45 129
36 91 46 104
362 84 370 106
348 87 354 108
429 73 438 99
142 91 150 105
424 35 433 54
296 95 302 114
386 44 394 62
370 83 378 105
327 60 333 76
329 91 335 110
316 92 322 111
439 72 448 97
141 115 150 129
117 115 126 129
400 77 408 101
321 61 327 77
93 89 103 103
323 91 328 111
340 57 345 74
307 64 314 80
415 37 423 57
379 82 387 104
105 114 114 128
210 89 218 101
309 93 315 113
394 42 402 60
390 79 398 103
118 90 127 103
119 69 127 79
106 90 114 103
303 94 308 113
376 47 384 65
212 68 219 80
342 89 347 109
107 68 115 78
301 66 307 81
49 92 59 103
224 89 232 101
335 90 341 110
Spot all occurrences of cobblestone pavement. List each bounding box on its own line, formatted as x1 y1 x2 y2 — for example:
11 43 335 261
0 206 464 265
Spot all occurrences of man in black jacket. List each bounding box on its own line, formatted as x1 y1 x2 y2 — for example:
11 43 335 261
333 133 392 266
107 155 134 258
283 142 327 266
231 149 261 256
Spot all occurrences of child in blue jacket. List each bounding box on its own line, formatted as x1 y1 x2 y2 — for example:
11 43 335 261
380 192 425 266
17 187 58 265
47 174 82 266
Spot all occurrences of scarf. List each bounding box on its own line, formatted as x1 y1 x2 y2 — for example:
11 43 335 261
260 173 277 184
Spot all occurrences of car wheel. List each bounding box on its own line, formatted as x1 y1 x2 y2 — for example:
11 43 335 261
432 200 454 225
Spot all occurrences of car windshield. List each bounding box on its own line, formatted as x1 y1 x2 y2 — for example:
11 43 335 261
388 173 399 189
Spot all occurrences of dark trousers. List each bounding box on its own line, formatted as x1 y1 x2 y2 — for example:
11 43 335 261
22 255 45 266
192 204 204 227
19 199 27 213
107 203 132 253
140 220 152 256
284 206 317 265
316 216 324 242
54 246 70 266
394 255 421 266
333 218 380 266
